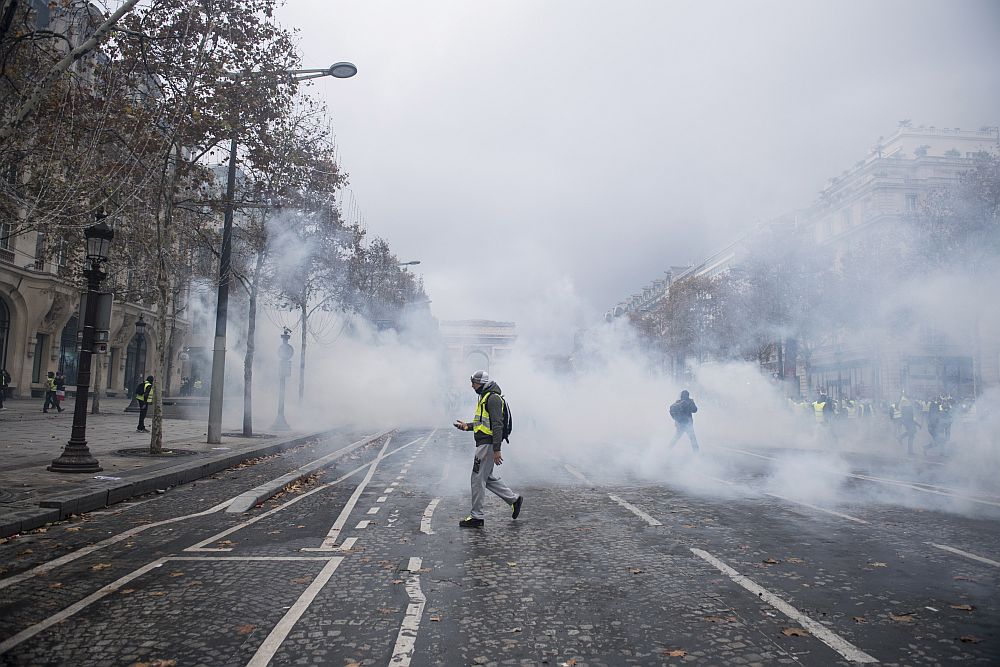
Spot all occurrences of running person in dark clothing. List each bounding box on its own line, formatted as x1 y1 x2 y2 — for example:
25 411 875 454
668 389 700 452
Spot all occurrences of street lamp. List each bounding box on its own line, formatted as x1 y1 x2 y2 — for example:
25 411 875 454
49 215 114 473
272 328 293 431
207 61 356 444
124 314 146 413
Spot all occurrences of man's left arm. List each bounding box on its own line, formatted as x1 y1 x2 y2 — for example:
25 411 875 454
487 393 504 463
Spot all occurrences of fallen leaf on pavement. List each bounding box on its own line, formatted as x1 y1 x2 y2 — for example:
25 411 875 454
785 557 805 564
869 562 887 568
852 616 866 623
762 559 781 565
120 588 136 595
130 660 177 667
216 540 235 547
959 635 982 643
429 616 441 622
630 568 644 574
509 627 522 633
148 591 166 597
889 613 915 622
702 615 737 623
949 604 975 611
169 571 184 578
560 660 578 666
391 579 404 584
953 576 975 582
782 627 810 637
507 562 517 567
290 577 311 584
65 527 81 532
661 649 686 657
16 549 33 557
377 607 395 614
236 624 256 635
90 562 112 571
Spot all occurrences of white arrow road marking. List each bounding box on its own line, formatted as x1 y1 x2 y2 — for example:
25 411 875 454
390 557 427 666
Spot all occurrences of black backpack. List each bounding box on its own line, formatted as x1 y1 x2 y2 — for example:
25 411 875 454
484 392 513 443
669 400 683 419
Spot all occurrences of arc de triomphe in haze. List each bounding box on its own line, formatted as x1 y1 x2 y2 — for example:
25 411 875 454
440 320 516 386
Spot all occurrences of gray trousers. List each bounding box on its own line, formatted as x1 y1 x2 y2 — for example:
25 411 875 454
669 421 700 451
470 443 518 519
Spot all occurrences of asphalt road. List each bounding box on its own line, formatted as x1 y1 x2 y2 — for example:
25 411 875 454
0 428 996 666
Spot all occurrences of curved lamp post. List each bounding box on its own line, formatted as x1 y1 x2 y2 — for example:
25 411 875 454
272 328 294 431
207 62 356 444
49 216 114 473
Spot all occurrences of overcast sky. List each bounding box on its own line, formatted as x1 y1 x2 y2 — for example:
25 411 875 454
276 0 1000 352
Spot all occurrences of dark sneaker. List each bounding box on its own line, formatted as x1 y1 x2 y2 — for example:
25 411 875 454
137 427 147 432
459 516 484 528
511 495 523 520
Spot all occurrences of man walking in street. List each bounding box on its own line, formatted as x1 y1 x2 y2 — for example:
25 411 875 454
668 389 700 452
136 375 154 432
453 370 522 528
42 371 63 413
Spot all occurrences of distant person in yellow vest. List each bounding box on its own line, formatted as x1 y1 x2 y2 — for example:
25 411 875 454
136 375 154 432
42 371 63 413
452 370 522 528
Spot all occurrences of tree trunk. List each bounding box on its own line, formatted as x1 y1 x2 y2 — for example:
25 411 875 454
298 298 307 402
243 248 266 436
149 144 180 454
90 354 102 414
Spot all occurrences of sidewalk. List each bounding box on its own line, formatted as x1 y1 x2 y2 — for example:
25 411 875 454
0 397 322 537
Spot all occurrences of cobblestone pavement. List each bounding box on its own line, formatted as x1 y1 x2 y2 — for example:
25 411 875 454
0 427 997 666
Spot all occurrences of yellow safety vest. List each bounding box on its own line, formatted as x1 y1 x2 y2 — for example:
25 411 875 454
47 377 57 391
139 381 154 404
472 392 502 437
812 401 826 423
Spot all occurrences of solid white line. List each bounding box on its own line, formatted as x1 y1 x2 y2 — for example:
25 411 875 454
390 556 427 666
367 507 381 515
246 557 344 667
0 558 169 655
691 548 878 663
763 492 868 524
186 434 428 552
0 500 231 590
170 556 331 561
607 494 662 526
338 537 358 552
306 437 396 551
356 520 371 529
420 499 441 535
930 543 1000 567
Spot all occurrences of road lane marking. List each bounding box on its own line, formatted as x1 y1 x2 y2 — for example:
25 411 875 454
384 488 395 493
390 557 427 666
356 520 371 529
930 543 1000 567
302 436 397 551
186 434 430 553
691 548 878 664
0 558 169 655
338 537 358 552
720 445 1000 508
763 492 868 524
564 464 590 483
246 557 344 667
420 499 441 535
0 500 231 591
377 496 388 502
607 494 662 526
367 507 381 515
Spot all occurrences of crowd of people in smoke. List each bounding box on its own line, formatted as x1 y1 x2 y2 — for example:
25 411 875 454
788 390 978 455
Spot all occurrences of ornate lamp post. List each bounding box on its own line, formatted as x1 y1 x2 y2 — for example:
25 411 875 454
49 216 114 473
207 61 357 444
124 314 146 413
272 328 293 431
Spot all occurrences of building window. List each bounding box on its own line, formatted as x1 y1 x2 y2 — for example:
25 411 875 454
0 297 10 372
905 194 918 212
842 209 852 228
34 231 45 270
0 222 12 263
32 333 47 383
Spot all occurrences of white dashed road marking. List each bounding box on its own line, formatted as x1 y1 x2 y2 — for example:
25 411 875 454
691 548 879 664
608 494 662 526
930 543 1000 567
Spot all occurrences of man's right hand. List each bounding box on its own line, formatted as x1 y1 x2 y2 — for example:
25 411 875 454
453 420 467 431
